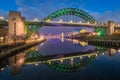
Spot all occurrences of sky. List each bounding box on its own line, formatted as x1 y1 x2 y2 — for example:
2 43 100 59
0 0 120 34
0 0 120 23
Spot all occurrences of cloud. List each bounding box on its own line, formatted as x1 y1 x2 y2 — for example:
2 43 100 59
98 10 120 23
0 10 8 19
85 9 120 23
1 0 120 24
15 0 85 20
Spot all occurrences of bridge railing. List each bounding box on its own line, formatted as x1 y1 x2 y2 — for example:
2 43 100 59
115 24 120 28
41 20 98 26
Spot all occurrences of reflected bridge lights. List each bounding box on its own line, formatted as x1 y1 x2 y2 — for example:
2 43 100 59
47 60 51 64
25 52 97 72
60 58 64 63
70 20 73 23
35 63 39 66
79 21 82 24
102 52 105 55
59 19 63 23
118 49 120 53
0 68 5 71
34 18 39 22
40 36 45 40
80 56 83 59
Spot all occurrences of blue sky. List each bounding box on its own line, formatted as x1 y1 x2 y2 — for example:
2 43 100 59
0 0 120 23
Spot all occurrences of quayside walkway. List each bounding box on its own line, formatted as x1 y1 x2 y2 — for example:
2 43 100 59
0 39 46 60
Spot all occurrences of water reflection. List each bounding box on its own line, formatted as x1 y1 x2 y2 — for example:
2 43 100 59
24 46 98 72
0 52 25 75
36 39 95 56
0 46 118 75
9 53 25 75
108 48 115 56
45 53 97 72
0 38 120 80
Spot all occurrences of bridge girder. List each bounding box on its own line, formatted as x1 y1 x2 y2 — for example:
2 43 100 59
43 8 97 24
0 8 99 37
0 20 8 26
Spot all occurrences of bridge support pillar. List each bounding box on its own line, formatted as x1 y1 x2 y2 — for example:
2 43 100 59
107 21 115 35
8 11 25 43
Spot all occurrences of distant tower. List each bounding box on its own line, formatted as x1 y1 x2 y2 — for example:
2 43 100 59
108 48 115 56
8 11 25 42
9 53 25 75
107 21 115 35
61 32 64 42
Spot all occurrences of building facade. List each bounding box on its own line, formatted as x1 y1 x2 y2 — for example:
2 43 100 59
8 11 25 42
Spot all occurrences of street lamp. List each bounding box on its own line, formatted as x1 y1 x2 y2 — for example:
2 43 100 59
87 21 90 24
46 19 51 23
34 18 38 22
70 20 73 23
79 21 82 24
59 19 63 23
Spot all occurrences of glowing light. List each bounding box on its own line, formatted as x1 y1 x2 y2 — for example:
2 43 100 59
93 32 98 36
59 19 63 23
0 16 4 20
101 23 104 26
60 58 63 63
47 60 51 64
0 68 4 71
96 54 98 57
35 63 38 66
18 58 24 64
72 39 79 44
80 56 82 59
6 19 9 22
40 36 45 40
35 48 38 51
34 34 38 39
61 32 64 37
87 21 90 24
79 29 88 33
0 37 3 40
71 58 73 61
118 49 120 53
46 19 51 23
70 20 73 23
95 21 97 25
102 52 104 55
79 21 82 24
88 55 90 58
70 58 74 65
80 41 88 46
61 32 64 42
96 28 106 37
61 37 64 42
34 18 38 22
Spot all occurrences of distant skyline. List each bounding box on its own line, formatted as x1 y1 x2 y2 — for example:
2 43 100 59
38 26 94 35
0 0 120 23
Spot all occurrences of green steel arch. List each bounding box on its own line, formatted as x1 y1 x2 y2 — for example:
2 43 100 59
43 8 97 24
45 54 96 72
25 49 41 63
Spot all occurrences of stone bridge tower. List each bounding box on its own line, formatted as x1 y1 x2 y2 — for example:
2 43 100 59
8 11 25 42
107 21 115 35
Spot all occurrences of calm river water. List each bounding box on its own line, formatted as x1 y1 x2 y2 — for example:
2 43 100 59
0 38 120 80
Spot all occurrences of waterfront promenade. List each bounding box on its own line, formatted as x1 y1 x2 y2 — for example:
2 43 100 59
0 38 46 60
66 34 120 48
